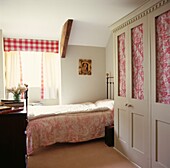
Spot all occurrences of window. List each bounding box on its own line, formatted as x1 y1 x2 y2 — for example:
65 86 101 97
5 51 60 103
21 51 42 87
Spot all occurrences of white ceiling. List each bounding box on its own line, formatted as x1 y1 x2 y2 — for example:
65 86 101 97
0 0 148 47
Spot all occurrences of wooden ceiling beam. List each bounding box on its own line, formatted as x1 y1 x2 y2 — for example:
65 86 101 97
60 19 73 58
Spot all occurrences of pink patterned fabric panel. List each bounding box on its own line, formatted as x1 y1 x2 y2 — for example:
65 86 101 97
118 33 126 97
27 110 114 155
131 24 144 100
156 10 170 104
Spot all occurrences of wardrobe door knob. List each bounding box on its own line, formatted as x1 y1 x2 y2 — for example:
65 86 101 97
127 104 133 107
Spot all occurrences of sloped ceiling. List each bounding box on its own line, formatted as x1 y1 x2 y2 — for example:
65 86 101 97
0 0 148 47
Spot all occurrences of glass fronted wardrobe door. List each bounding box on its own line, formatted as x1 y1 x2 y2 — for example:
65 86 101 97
128 16 150 168
151 6 170 168
114 15 150 167
114 27 130 158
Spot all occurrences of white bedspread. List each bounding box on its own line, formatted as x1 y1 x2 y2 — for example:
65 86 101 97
28 99 114 120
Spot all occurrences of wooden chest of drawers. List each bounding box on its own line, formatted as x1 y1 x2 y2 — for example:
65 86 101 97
0 109 27 168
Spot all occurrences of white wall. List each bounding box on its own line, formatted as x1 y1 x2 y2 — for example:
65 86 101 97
0 30 5 99
106 34 114 99
106 34 114 77
60 45 106 104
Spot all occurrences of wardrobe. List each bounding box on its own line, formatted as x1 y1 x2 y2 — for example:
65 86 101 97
110 0 170 167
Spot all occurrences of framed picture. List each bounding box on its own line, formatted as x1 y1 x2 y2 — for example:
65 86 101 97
79 59 92 75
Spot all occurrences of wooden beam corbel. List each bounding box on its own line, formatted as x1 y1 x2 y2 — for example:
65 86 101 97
60 19 73 58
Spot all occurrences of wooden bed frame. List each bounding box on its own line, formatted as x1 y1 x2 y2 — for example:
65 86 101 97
24 84 28 111
106 73 114 100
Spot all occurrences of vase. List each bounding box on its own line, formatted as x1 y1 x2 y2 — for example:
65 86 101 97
13 94 21 102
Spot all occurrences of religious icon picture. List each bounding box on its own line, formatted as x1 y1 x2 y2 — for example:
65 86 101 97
79 59 92 75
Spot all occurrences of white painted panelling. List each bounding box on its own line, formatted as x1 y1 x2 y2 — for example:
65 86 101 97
132 113 144 153
118 109 129 143
156 120 170 168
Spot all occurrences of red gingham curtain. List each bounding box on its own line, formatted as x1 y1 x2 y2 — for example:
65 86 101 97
41 54 44 99
19 52 23 85
19 51 24 99
4 38 59 53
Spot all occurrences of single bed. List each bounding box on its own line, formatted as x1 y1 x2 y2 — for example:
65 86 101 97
26 75 114 155
26 100 114 155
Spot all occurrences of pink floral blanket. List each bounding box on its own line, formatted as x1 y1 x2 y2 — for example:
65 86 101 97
26 99 114 155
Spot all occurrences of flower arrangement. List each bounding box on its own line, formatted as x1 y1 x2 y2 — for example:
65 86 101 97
7 84 27 101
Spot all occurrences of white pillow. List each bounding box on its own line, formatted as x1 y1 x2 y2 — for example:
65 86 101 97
95 99 114 109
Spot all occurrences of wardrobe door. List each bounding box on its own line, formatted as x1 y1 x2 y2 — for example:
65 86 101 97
151 5 170 168
114 27 130 157
114 16 150 167
128 16 150 168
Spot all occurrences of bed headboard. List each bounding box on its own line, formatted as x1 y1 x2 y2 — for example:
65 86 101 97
106 73 114 100
24 84 28 111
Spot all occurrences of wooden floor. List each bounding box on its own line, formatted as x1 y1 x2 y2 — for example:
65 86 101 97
27 138 137 168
